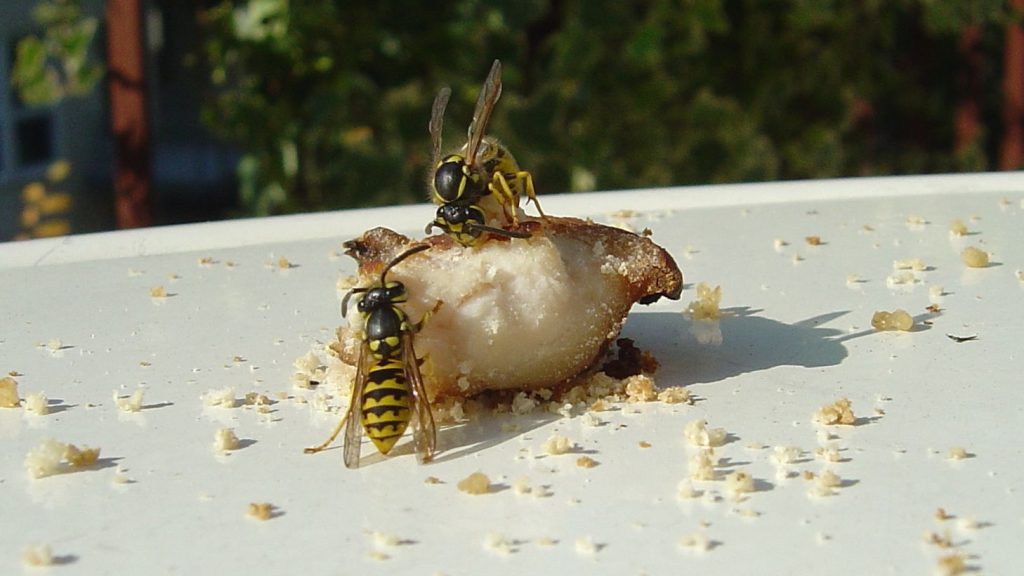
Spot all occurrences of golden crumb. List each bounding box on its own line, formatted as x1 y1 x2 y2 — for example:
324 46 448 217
893 257 926 271
808 469 842 497
935 507 951 521
277 256 293 269
926 303 941 314
23 392 49 415
724 471 754 497
815 446 841 462
686 283 722 320
21 544 54 567
574 536 600 556
638 441 652 449
946 447 970 460
576 456 599 468
677 481 701 500
936 553 967 576
960 246 989 268
246 502 275 521
814 398 856 425
24 438 101 479
484 533 515 556
949 219 968 237
0 376 20 407
201 387 237 408
542 435 574 456
684 419 727 448
198 256 214 267
657 386 692 404
688 450 717 481
771 445 801 465
149 286 167 298
678 532 712 552
624 374 658 402
424 476 443 485
924 530 954 548
214 428 240 452
113 388 145 413
805 235 822 246
905 215 928 227
871 309 913 331
457 472 492 495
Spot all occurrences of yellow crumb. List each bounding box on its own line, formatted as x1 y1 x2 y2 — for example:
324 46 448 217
678 532 711 552
805 235 822 246
576 456 599 468
949 219 968 237
246 502 275 520
201 387 237 408
113 388 145 413
638 441 652 449
0 376 20 407
684 419 727 447
64 444 101 468
542 435 574 456
685 283 722 320
423 476 443 485
457 472 492 495
574 536 600 555
814 398 856 425
150 286 167 298
960 247 989 268
23 392 49 415
688 450 717 481
893 257 926 271
277 256 293 269
21 544 54 567
24 438 101 479
483 533 515 556
657 386 692 404
198 256 214 267
946 447 970 460
624 374 658 402
871 309 913 331
724 471 754 497
214 428 240 452
936 553 967 575
935 507 951 521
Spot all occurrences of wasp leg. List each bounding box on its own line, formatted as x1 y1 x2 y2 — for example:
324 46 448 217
489 172 522 225
303 411 349 454
410 300 444 333
516 169 546 218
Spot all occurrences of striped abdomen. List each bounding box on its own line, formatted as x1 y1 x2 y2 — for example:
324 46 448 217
361 358 412 454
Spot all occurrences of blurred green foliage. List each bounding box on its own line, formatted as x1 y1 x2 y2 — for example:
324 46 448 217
11 0 103 106
197 0 1012 215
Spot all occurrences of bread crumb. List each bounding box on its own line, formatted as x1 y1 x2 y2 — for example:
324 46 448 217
201 387 237 408
483 533 516 555
960 246 989 268
624 374 658 402
815 398 856 425
956 516 979 531
214 428 240 452
905 215 928 227
886 271 917 287
457 472 492 495
198 256 215 267
0 376 20 407
929 285 945 301
574 536 600 555
424 476 443 485
113 388 145 412
925 530 954 548
936 553 967 575
21 544 54 567
773 238 788 252
638 440 652 449
246 502 275 520
370 531 403 548
677 481 702 500
935 507 951 521
149 286 167 298
678 532 711 552
366 550 390 561
946 447 970 460
23 392 49 415
24 438 101 478
808 469 842 497
893 257 926 271
536 536 558 547
815 446 841 462
684 419 727 448
872 309 913 331
44 338 63 351
805 235 822 246
771 445 801 465
657 386 692 404
724 471 754 498
949 219 968 237
112 465 133 485
685 283 722 320
542 435 574 455
688 450 717 481
576 456 599 468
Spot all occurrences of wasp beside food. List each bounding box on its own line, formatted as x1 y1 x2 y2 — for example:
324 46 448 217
304 244 439 468
426 59 546 246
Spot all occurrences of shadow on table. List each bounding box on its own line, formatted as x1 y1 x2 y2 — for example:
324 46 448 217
622 308 860 386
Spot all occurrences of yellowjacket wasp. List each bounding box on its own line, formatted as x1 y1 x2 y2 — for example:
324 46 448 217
426 59 545 246
305 244 438 468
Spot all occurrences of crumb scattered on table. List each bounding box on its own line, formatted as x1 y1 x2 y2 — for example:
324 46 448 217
457 472 492 495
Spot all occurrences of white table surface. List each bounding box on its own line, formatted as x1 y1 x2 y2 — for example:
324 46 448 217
1 173 1022 575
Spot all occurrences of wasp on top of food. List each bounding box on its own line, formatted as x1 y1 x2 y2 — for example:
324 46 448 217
426 59 546 246
305 244 439 468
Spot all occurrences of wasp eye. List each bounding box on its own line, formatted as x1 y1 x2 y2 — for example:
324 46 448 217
434 161 465 202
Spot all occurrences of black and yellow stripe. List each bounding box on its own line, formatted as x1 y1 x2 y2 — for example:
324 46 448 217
361 358 412 454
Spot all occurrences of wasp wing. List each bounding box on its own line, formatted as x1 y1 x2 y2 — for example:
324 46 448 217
464 59 502 168
403 331 437 463
342 343 370 469
429 86 451 168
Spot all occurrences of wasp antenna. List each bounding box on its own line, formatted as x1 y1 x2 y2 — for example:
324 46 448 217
341 287 368 318
381 244 431 283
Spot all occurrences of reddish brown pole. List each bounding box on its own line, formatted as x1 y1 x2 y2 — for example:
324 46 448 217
1000 0 1024 170
105 0 153 228
954 25 981 155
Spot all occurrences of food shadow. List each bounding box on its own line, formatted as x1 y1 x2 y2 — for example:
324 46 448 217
619 308 853 387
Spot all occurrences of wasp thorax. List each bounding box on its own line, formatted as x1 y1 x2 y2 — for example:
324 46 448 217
433 158 467 202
